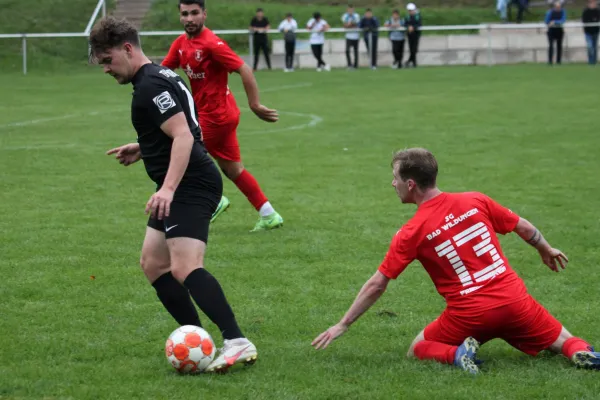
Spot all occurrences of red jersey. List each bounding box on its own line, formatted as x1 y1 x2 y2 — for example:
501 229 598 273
378 192 529 316
161 28 245 125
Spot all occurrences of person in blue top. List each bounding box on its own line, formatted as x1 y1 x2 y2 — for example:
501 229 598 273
359 8 380 69
545 1 567 65
385 9 405 69
342 5 361 69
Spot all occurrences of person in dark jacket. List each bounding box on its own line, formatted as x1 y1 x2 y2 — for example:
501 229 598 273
404 3 422 68
250 8 271 71
545 1 567 65
582 0 600 65
510 0 529 23
359 9 380 69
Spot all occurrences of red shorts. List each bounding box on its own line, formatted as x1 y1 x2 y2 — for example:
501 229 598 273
423 295 562 356
201 114 241 162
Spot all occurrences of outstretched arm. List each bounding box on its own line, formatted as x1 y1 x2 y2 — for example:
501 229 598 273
514 217 568 272
312 271 390 349
233 64 279 122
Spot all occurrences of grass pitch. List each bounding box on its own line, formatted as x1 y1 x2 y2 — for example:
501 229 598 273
1 64 599 399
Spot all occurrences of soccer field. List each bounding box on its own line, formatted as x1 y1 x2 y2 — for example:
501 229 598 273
1 64 599 399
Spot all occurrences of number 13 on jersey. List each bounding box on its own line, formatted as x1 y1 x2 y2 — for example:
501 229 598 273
435 222 507 293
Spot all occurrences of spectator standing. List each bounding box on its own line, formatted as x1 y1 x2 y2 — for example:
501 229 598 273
582 0 600 65
385 9 405 69
545 1 567 65
250 8 271 71
510 0 529 24
307 12 331 71
404 3 422 68
359 9 380 69
342 5 361 69
278 13 298 72
497 0 508 22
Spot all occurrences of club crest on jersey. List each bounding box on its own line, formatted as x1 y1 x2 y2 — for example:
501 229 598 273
195 49 203 61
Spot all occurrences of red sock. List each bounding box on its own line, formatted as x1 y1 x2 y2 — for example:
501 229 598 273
414 340 457 365
562 337 592 359
233 170 268 211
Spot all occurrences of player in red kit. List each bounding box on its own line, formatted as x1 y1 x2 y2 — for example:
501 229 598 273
312 148 599 374
162 0 284 232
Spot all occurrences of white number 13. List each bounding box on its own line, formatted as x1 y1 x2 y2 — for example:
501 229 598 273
434 222 506 287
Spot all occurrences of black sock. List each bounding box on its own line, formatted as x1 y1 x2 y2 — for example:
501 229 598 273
183 268 244 340
152 272 201 327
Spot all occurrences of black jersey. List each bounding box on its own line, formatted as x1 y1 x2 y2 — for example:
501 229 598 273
130 63 213 185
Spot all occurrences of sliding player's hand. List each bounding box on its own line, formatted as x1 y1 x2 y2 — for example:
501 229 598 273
250 103 279 123
106 143 141 166
312 323 348 350
539 247 568 272
145 187 174 220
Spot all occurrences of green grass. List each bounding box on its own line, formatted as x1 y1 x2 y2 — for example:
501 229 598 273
1 64 600 399
0 0 116 70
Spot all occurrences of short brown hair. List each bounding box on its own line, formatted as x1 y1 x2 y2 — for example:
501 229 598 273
89 16 140 57
391 148 438 189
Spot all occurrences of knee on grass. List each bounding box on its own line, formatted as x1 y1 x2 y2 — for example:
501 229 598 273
406 340 423 359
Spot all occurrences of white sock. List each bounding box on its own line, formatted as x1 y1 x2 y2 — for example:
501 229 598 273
259 202 275 217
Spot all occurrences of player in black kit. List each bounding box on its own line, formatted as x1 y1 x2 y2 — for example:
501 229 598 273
89 16 257 373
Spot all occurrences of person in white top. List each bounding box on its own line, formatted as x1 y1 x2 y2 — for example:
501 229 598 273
341 4 361 69
278 13 298 72
306 12 331 71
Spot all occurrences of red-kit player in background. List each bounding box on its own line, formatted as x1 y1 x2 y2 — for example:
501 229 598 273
162 0 284 232
312 148 600 374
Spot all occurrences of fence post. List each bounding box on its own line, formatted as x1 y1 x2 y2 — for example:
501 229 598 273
486 24 492 67
22 35 27 75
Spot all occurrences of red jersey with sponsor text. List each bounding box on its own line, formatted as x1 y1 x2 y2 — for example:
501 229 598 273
161 28 245 125
378 192 529 316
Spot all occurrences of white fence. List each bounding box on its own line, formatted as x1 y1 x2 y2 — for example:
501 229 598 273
0 0 598 74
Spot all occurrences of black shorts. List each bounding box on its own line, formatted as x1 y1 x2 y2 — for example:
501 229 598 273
147 199 217 243
148 161 222 242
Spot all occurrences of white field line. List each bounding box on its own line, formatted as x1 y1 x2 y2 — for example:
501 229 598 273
0 82 322 139
260 82 313 93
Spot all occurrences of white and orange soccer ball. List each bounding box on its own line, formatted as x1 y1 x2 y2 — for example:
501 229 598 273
165 325 216 374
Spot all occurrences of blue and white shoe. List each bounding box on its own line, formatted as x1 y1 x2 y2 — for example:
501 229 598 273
572 347 600 370
454 337 480 375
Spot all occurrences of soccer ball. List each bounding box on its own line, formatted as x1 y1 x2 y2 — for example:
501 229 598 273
165 325 216 374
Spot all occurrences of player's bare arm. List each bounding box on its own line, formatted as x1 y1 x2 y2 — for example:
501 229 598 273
514 217 568 272
312 271 390 350
145 112 194 220
234 63 279 123
106 143 141 166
